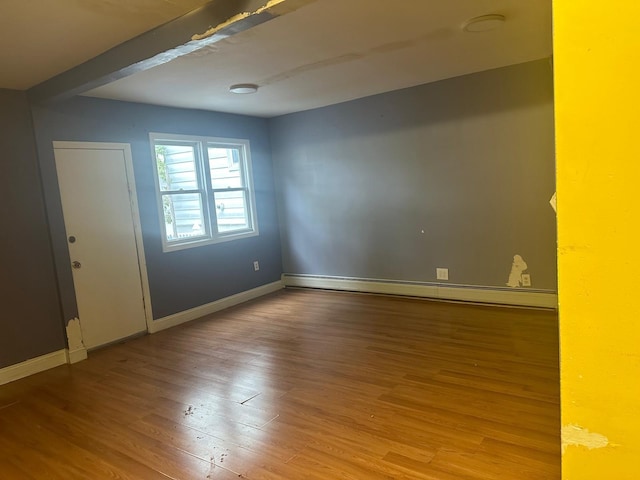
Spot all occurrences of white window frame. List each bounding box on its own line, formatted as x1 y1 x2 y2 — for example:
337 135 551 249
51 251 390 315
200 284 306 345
150 132 259 252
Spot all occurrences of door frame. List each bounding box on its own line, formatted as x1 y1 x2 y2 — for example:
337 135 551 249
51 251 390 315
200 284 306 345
53 141 154 339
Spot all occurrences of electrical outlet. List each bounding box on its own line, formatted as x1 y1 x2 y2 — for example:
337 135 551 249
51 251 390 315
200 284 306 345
436 268 449 281
253 260 260 271
521 273 531 287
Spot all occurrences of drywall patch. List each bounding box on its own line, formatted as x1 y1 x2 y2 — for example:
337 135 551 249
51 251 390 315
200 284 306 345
66 318 85 352
562 424 610 454
506 254 528 288
262 53 364 85
260 27 451 86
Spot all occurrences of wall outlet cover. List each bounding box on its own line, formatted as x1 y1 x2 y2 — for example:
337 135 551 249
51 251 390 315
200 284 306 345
521 273 531 287
436 268 449 281
253 261 260 271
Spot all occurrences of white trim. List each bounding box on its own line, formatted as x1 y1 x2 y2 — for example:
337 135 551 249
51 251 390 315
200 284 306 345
53 141 133 150
149 281 283 334
0 350 67 386
121 144 155 328
65 348 88 364
149 133 259 253
281 274 557 309
53 141 154 332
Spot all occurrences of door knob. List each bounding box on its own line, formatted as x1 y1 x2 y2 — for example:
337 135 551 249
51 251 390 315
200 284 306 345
72 261 81 269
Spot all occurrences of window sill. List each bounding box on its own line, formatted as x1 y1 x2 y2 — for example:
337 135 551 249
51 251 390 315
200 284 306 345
161 229 259 253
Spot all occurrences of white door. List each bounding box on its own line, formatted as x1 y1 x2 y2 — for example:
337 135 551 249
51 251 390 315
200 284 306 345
54 143 149 349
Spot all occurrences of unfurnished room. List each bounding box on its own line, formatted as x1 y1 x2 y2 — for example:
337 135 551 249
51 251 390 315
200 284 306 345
1 1 638 479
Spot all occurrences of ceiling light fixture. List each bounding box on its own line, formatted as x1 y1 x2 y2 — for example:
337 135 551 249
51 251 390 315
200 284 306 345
463 14 506 33
229 83 259 94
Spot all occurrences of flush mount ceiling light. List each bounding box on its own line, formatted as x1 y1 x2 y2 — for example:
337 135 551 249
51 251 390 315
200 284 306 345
463 14 506 33
229 83 259 94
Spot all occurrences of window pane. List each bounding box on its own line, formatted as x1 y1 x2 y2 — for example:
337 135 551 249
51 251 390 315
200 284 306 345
162 193 206 241
209 147 243 189
155 144 199 191
214 190 249 232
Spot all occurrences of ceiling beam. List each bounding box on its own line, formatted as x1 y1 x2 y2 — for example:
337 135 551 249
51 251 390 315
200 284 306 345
28 0 314 104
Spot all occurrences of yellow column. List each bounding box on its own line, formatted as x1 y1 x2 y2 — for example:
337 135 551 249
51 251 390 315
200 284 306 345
554 1 640 478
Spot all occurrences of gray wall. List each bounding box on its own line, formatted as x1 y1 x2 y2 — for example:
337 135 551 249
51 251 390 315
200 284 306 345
269 60 557 290
0 89 65 368
31 97 282 321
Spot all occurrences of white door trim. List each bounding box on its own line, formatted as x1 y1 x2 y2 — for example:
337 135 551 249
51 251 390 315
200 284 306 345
53 141 154 338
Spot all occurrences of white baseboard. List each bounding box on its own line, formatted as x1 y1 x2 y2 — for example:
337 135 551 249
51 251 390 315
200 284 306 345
282 274 557 309
0 282 283 384
0 350 67 386
150 281 284 334
65 348 88 364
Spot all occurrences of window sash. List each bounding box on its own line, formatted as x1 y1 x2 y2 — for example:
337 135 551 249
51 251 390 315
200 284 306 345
212 188 252 235
150 133 258 252
155 141 201 192
160 191 209 241
208 144 246 190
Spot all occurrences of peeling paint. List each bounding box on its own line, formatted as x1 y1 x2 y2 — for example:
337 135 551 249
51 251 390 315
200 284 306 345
65 318 86 352
562 424 610 454
192 11 252 41
191 0 287 41
506 254 528 288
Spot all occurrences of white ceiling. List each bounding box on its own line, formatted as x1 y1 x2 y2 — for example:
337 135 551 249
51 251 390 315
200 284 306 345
1 0 552 118
0 0 212 90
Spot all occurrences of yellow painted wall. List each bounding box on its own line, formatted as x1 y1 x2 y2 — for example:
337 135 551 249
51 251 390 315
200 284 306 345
554 1 640 478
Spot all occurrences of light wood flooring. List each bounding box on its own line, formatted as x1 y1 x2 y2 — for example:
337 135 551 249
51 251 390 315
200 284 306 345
0 289 560 479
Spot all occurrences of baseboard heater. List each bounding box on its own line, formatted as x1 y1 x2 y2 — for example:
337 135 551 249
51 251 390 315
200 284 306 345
281 274 557 309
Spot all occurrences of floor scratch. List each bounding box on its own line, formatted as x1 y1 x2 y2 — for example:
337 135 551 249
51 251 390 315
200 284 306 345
0 400 20 411
240 393 261 405
259 414 280 428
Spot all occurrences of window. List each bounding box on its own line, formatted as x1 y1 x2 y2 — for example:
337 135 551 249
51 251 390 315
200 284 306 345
150 133 258 252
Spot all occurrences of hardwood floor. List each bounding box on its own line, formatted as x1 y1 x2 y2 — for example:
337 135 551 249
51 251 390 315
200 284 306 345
0 289 560 479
